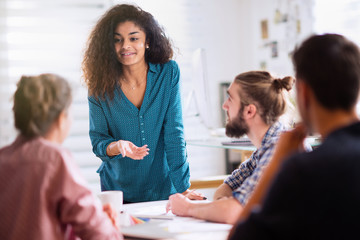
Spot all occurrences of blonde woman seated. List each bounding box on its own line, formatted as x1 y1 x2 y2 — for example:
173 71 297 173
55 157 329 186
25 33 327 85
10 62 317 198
0 74 122 240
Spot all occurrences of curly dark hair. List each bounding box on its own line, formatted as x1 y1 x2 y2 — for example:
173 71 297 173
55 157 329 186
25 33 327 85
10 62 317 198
82 4 174 100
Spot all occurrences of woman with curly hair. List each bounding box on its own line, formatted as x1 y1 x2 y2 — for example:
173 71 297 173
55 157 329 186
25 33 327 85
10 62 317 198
82 4 204 203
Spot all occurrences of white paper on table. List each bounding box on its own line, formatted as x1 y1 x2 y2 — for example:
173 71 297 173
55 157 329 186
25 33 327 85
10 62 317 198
165 217 232 233
128 205 175 219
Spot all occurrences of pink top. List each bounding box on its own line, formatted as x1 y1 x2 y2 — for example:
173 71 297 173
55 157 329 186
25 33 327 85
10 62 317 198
0 136 123 240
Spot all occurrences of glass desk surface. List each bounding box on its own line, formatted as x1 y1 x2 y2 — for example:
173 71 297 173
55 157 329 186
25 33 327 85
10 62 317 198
186 136 321 150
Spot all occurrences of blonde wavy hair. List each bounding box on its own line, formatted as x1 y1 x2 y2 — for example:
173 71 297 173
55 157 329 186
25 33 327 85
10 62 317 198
13 74 72 138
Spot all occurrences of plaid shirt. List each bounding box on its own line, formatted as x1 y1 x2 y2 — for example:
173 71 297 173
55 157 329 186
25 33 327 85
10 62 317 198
225 121 285 205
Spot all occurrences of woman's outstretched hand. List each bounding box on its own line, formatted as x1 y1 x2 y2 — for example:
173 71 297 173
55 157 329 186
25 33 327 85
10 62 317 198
107 140 149 160
117 140 149 160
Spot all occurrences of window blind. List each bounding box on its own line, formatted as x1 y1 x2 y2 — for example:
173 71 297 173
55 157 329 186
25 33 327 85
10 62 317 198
0 0 110 193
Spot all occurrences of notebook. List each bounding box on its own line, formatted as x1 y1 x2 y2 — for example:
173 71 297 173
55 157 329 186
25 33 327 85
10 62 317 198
221 138 253 146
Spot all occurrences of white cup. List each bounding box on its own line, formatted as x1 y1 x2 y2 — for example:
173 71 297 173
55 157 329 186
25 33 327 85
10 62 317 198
97 190 123 214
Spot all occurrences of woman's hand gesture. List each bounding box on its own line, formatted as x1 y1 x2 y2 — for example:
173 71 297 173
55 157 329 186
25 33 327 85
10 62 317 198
117 140 149 160
107 140 149 160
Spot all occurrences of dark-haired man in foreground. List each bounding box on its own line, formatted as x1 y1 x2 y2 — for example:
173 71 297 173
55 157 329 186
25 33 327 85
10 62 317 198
229 34 360 239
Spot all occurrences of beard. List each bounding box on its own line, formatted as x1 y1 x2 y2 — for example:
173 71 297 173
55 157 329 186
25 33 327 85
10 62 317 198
225 109 249 138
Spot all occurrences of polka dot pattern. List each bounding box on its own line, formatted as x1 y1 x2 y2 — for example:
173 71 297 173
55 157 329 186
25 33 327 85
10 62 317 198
88 60 190 202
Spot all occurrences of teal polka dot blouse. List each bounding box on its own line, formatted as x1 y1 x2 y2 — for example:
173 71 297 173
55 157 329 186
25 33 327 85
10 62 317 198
88 60 190 202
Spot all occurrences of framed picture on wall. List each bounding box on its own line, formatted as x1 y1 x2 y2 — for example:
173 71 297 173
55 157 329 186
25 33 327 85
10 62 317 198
261 19 268 39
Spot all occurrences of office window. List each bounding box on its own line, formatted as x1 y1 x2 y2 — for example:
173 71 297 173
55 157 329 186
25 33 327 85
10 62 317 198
314 0 360 115
0 0 111 193
314 0 360 44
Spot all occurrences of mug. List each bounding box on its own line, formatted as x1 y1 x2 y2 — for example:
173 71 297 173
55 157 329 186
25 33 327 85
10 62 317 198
97 190 123 214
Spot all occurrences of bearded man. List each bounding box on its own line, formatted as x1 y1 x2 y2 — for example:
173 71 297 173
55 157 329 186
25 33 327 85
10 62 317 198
166 71 297 224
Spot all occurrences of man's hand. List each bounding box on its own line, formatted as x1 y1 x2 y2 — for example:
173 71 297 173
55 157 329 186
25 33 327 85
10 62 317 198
166 193 192 217
182 189 207 200
273 123 307 163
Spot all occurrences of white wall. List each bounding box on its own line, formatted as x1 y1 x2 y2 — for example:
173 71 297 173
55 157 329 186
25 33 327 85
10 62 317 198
242 0 314 75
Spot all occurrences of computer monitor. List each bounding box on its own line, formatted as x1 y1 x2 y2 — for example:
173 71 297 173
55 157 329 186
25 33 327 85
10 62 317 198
184 48 215 129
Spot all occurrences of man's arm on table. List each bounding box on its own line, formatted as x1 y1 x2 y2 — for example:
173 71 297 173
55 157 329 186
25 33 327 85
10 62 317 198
166 193 243 224
213 183 233 200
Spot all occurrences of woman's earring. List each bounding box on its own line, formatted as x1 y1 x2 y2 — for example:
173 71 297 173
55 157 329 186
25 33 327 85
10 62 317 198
146 45 149 49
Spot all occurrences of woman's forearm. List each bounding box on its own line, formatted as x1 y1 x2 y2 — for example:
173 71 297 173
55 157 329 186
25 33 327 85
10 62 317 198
106 141 121 156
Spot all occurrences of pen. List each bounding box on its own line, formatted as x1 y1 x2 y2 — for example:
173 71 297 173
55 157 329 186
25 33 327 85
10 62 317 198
189 189 207 200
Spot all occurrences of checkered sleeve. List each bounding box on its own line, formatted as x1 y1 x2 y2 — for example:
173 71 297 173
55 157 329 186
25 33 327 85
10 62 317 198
232 137 278 205
224 152 257 190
